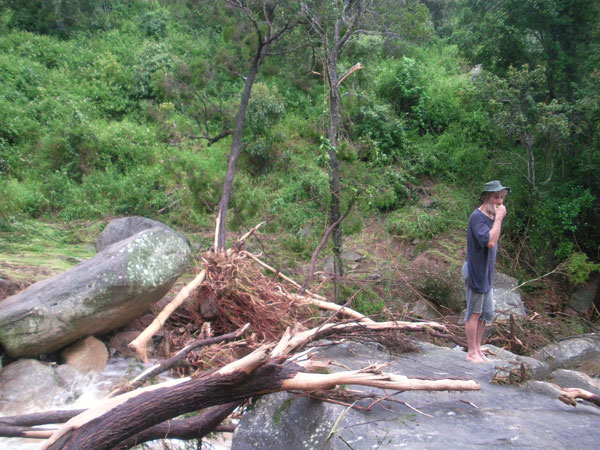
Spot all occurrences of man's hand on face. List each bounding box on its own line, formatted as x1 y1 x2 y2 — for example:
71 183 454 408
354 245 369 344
494 204 507 220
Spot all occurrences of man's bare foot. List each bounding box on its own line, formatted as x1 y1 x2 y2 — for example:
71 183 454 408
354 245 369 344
466 354 485 364
478 352 492 361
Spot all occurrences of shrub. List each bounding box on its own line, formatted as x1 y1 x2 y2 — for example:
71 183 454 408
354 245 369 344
415 272 463 312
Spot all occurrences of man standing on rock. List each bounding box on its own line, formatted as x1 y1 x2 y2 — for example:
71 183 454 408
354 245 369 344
463 180 509 363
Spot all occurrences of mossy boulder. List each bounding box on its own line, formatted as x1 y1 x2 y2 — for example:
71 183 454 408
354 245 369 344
0 228 191 358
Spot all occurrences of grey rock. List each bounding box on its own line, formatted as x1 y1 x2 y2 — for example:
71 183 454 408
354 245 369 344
233 341 600 450
61 336 109 373
0 359 90 415
569 286 595 313
410 298 439 320
96 216 191 251
299 224 313 238
483 344 552 380
0 228 191 357
342 250 364 262
532 334 600 371
492 272 526 320
108 330 154 357
549 369 600 395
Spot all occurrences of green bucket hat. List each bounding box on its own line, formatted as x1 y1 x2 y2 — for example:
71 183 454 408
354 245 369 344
481 180 510 197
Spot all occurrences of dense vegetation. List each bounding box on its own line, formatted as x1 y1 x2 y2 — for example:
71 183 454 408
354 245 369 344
1 0 599 287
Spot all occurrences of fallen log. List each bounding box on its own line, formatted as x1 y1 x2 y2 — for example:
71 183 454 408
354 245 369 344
128 268 207 362
42 321 472 450
558 387 600 408
0 409 85 427
0 424 55 439
0 407 237 442
112 402 240 450
43 355 478 450
111 323 251 396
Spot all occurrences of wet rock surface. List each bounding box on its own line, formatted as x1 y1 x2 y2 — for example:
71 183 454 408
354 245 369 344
232 340 600 450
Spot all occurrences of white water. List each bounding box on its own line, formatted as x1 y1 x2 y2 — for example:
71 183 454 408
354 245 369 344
0 358 232 449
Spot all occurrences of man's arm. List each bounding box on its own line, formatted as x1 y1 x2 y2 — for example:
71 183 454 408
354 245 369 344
487 205 506 248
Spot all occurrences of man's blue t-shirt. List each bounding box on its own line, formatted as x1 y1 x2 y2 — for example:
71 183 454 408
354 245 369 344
466 209 497 294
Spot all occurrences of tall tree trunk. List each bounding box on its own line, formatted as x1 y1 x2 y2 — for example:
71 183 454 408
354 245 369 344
214 42 269 253
324 48 344 301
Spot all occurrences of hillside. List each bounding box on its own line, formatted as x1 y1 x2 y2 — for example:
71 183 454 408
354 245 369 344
1 1 599 342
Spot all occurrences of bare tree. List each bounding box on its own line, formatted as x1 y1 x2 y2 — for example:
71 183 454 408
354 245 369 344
301 0 371 299
213 0 297 253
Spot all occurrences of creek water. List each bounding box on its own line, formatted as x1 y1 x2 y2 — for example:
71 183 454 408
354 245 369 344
0 357 232 450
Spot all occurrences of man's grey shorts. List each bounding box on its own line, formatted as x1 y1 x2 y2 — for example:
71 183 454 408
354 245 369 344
462 262 495 323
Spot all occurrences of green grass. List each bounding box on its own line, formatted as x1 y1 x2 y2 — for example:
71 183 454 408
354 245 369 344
0 220 98 281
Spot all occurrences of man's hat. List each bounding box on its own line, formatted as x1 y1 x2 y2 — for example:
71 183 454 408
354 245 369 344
481 180 510 196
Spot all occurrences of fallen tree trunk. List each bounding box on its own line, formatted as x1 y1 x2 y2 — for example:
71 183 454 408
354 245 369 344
112 402 240 450
0 409 85 427
43 357 478 450
0 407 237 442
42 321 472 450
111 323 251 396
0 424 55 439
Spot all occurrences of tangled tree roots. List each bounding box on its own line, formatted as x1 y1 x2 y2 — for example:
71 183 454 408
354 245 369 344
195 253 320 339
163 251 420 373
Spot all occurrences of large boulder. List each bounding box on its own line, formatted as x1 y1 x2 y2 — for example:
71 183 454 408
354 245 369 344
61 336 109 373
0 228 191 357
532 334 600 372
0 359 89 415
492 272 526 320
96 216 191 252
232 341 600 450
460 272 526 323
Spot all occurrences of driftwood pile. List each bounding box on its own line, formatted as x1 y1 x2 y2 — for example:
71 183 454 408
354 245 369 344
2 226 593 450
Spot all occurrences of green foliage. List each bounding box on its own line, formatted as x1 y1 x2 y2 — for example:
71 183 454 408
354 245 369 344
242 83 286 174
351 104 406 164
453 0 600 98
376 57 426 123
415 272 463 312
0 0 598 281
565 253 600 285
340 284 386 317
3 0 117 37
131 41 175 100
138 7 170 38
386 185 470 241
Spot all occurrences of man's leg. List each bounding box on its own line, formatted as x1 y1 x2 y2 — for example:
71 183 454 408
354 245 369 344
476 318 487 359
465 313 485 363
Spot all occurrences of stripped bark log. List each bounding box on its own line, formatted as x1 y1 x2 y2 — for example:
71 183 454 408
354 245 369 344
111 323 251 397
272 320 446 357
128 268 207 362
558 387 600 407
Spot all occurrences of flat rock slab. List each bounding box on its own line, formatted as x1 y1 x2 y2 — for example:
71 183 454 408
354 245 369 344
232 341 600 450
